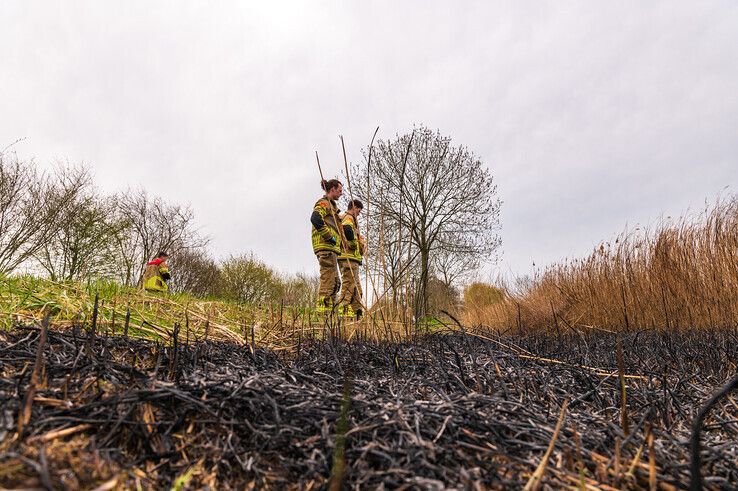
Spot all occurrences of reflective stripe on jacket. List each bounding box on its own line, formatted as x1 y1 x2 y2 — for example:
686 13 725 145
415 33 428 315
311 197 341 254
338 213 362 264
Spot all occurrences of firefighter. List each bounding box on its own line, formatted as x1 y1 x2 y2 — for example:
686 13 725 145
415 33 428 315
310 179 343 312
337 199 365 320
142 252 171 293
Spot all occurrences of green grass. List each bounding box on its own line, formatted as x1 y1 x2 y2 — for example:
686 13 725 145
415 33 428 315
0 275 434 347
0 275 288 344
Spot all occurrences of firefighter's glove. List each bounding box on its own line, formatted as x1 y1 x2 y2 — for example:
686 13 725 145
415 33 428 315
161 272 171 281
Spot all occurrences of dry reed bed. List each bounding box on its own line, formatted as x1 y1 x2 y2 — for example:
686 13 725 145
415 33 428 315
467 197 738 333
2 322 737 490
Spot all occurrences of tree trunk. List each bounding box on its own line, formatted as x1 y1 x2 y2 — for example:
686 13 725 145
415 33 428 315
415 246 430 328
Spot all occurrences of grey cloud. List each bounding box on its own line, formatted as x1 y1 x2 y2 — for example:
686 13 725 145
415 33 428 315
1 1 736 281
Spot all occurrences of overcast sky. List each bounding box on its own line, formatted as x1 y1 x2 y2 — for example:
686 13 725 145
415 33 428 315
2 1 737 282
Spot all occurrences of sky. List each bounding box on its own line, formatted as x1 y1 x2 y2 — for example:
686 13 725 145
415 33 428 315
2 1 737 283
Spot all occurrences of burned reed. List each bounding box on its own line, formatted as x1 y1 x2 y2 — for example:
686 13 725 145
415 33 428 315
1 320 736 489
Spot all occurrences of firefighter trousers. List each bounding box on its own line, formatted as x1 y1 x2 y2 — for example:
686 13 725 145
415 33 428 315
316 251 340 306
338 259 363 312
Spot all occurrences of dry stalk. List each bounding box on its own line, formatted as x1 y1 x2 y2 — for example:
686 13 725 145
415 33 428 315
523 398 569 491
17 313 50 434
616 337 629 436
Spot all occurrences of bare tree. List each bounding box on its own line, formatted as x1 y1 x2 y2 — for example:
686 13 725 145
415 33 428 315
431 239 482 290
35 166 126 281
167 249 221 297
114 188 208 286
0 155 85 274
352 126 502 323
352 182 415 314
281 272 319 307
427 276 461 315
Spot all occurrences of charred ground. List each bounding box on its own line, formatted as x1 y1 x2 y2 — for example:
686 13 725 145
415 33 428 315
1 325 737 490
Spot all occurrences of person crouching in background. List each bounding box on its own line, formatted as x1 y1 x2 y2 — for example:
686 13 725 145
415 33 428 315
143 251 171 293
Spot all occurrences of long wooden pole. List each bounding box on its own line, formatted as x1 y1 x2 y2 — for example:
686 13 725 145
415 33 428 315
339 136 367 316
340 132 384 338
364 127 379 308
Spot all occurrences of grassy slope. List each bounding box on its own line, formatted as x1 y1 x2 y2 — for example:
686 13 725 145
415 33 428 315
0 275 261 344
1 276 453 348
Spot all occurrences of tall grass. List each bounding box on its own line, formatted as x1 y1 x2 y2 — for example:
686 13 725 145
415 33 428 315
467 197 738 332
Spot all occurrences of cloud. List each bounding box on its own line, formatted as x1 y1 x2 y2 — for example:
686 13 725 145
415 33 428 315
1 1 736 281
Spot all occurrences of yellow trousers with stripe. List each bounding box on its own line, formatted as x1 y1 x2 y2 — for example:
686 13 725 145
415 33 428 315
338 259 362 312
316 251 340 306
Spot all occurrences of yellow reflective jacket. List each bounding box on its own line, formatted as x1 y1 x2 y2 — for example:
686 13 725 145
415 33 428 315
338 213 363 264
143 261 170 292
311 197 341 254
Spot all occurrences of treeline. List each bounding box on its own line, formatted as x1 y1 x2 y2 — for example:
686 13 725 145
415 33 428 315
0 153 317 305
2 125 505 316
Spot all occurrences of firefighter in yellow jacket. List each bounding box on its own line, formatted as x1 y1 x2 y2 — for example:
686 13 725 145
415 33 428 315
310 179 343 312
142 252 171 293
337 199 365 320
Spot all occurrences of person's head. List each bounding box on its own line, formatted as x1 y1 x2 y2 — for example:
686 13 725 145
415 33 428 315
321 179 343 200
347 199 364 217
156 251 169 262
